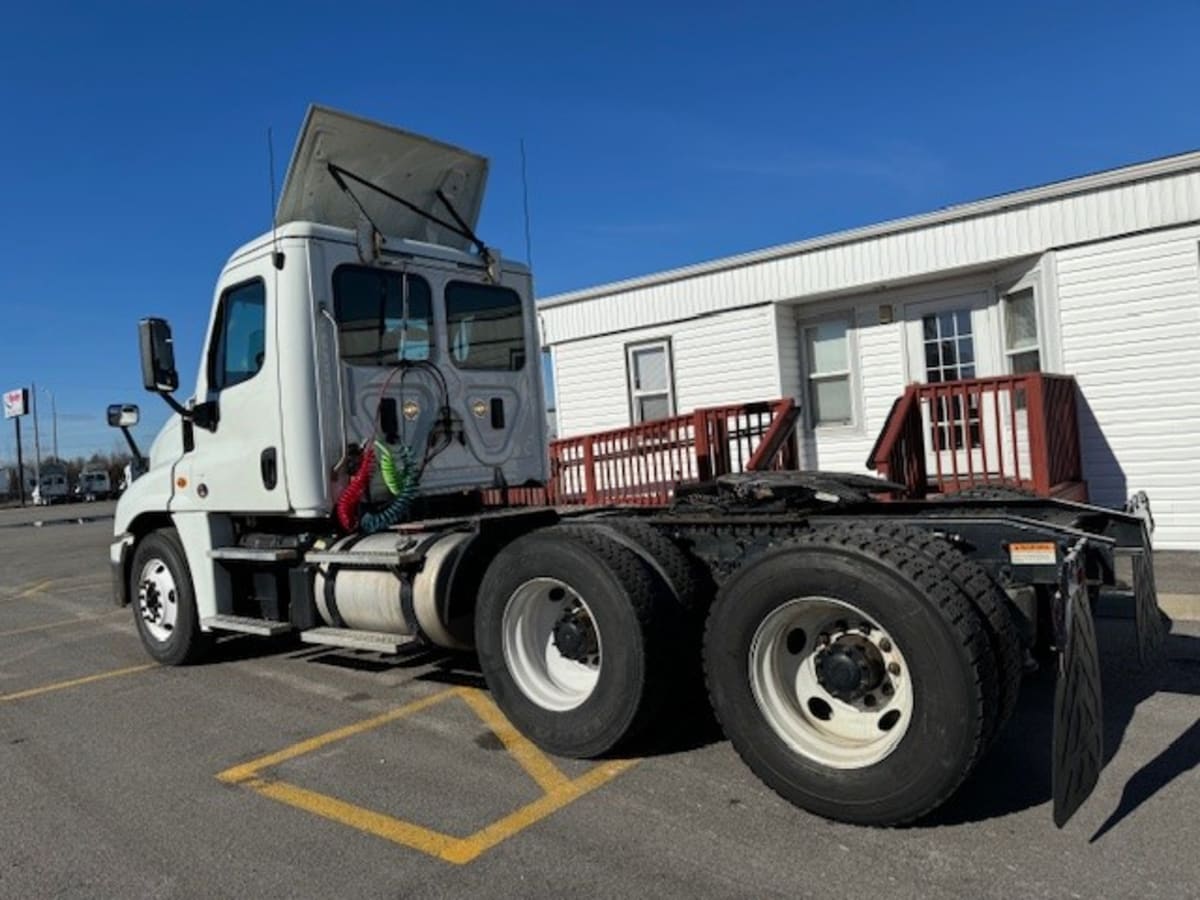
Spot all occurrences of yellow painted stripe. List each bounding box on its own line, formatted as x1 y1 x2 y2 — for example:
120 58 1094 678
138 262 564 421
456 687 572 795
0 578 54 602
217 687 459 785
249 778 460 861
0 610 126 638
444 759 640 864
0 663 155 703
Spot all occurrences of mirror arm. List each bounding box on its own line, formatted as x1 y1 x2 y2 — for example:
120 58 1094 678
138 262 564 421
119 426 146 472
157 390 191 419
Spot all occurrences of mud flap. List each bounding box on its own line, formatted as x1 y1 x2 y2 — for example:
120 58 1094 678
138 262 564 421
1052 539 1104 828
1132 543 1167 669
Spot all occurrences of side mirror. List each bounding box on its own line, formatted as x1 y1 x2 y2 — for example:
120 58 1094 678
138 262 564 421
107 404 140 428
139 318 179 393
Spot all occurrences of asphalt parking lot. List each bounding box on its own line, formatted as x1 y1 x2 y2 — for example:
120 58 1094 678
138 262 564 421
1 503 1198 899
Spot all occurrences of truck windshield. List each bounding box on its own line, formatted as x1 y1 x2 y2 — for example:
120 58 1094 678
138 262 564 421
445 281 525 371
333 266 433 366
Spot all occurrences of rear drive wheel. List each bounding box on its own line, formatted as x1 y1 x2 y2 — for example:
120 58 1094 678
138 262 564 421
130 528 210 666
475 525 670 758
704 528 991 826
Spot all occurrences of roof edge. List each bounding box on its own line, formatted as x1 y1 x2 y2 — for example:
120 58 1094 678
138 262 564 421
538 148 1200 308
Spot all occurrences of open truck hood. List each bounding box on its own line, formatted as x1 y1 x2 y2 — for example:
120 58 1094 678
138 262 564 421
276 105 488 252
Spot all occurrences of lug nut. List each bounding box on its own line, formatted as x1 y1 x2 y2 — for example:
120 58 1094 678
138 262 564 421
879 637 893 653
818 632 831 646
882 683 894 696
887 662 901 676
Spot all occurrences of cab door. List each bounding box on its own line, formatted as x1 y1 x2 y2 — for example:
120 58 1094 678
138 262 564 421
171 253 289 514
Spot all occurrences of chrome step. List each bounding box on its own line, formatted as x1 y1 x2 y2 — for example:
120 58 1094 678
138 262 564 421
201 614 293 636
299 627 415 653
304 549 421 567
209 547 299 562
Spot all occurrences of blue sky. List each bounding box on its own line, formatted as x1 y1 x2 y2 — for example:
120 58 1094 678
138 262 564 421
1 0 1197 462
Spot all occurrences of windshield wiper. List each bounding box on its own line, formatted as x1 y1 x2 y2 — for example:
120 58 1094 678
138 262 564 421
326 162 497 275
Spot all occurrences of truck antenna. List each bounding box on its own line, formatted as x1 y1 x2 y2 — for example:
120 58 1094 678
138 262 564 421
520 138 535 269
268 127 284 270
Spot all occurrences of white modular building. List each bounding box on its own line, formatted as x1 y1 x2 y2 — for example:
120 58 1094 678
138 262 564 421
538 151 1200 549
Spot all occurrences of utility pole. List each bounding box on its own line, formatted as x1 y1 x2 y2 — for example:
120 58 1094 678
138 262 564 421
42 386 58 461
31 380 41 491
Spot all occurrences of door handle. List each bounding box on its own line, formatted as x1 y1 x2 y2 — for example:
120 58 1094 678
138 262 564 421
261 447 278 490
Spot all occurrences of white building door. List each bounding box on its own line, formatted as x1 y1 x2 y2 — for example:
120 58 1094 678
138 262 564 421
903 292 1021 485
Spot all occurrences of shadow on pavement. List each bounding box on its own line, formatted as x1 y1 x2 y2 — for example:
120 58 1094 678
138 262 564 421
921 619 1200 831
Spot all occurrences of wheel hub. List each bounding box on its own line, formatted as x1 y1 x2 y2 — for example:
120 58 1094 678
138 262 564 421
815 635 885 703
552 610 599 663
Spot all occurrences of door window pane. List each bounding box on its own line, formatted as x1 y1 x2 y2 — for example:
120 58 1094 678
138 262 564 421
211 279 267 391
807 320 849 372
921 310 975 383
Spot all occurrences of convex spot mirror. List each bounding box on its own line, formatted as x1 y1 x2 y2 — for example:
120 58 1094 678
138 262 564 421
139 317 179 393
107 404 140 428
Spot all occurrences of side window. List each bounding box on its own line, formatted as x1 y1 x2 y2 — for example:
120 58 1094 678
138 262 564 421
333 266 433 366
626 339 675 423
211 279 267 391
445 281 526 371
1003 288 1041 374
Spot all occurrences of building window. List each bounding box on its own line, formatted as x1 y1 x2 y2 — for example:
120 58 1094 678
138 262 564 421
804 319 854 427
626 339 675 423
1003 288 1041 374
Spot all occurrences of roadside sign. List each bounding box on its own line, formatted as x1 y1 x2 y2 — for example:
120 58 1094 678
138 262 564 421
3 387 29 419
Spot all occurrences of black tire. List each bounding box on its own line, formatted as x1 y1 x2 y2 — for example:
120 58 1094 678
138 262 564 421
842 522 1024 746
475 524 671 758
129 528 211 666
704 527 991 826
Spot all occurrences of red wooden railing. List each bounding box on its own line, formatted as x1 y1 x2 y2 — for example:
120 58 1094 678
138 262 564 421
869 373 1085 500
545 398 799 506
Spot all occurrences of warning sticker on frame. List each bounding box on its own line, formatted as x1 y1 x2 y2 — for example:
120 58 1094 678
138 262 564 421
1009 542 1058 566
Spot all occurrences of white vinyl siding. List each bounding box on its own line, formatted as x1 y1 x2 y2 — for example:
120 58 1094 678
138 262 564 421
541 160 1200 345
1056 224 1200 549
551 305 781 438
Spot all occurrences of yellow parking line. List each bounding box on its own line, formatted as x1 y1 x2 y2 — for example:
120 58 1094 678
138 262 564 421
217 684 640 864
0 663 155 703
457 688 573 794
0 578 54 602
0 610 126 638
217 687 459 785
445 759 639 864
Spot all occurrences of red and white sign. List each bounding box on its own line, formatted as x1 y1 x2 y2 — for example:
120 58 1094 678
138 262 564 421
3 388 28 419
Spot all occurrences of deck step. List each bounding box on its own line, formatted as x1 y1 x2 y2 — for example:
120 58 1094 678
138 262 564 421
209 547 299 562
201 614 293 637
299 627 414 653
304 549 422 567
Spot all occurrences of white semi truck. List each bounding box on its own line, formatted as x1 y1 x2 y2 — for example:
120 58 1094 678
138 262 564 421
110 106 1164 829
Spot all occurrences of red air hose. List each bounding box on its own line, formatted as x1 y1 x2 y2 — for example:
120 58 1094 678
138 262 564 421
335 444 376 532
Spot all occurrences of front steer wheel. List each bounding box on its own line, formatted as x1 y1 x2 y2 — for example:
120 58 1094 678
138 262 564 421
129 528 211 666
704 528 992 826
474 525 671 758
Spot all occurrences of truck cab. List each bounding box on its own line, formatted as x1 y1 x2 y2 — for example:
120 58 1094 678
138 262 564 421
113 107 548 629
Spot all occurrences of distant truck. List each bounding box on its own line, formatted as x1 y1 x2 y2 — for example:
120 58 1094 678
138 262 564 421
109 105 1163 830
76 468 112 502
34 462 70 505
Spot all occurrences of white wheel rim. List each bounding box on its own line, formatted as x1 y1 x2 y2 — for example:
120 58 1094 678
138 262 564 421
137 558 179 644
749 596 913 770
502 577 601 712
